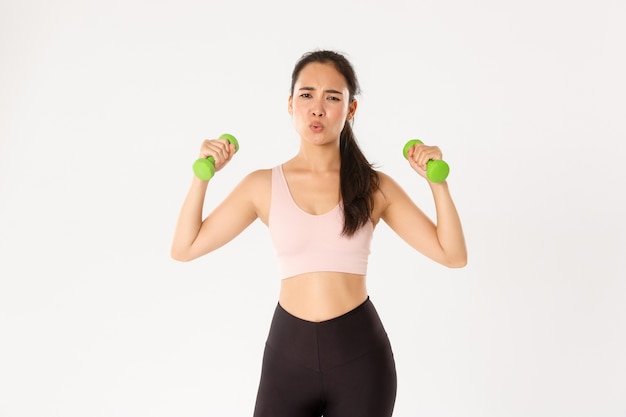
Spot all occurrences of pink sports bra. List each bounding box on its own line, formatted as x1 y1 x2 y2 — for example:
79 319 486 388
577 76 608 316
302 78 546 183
268 165 373 279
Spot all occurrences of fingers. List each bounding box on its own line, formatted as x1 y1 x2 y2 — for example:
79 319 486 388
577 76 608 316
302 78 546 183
407 143 443 173
199 138 235 170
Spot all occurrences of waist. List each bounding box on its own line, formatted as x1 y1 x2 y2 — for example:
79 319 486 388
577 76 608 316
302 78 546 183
266 296 390 372
279 272 368 322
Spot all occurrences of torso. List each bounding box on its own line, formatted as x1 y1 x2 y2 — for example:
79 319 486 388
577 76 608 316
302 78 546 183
251 160 388 322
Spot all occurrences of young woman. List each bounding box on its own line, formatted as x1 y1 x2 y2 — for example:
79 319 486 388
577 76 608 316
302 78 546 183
171 50 467 417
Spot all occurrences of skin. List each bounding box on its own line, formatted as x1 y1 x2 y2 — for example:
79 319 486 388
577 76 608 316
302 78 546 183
171 62 467 322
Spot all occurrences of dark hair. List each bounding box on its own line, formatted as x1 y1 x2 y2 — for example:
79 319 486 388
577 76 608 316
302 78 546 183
290 50 380 237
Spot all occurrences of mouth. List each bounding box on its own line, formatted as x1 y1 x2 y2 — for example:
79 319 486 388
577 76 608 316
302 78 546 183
310 122 324 132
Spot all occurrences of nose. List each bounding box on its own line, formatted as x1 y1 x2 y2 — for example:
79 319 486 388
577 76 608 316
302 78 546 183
312 99 325 117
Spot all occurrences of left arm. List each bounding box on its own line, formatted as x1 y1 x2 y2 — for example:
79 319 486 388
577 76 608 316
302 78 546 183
376 143 467 268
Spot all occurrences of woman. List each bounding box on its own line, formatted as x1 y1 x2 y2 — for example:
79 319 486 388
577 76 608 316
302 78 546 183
171 50 467 417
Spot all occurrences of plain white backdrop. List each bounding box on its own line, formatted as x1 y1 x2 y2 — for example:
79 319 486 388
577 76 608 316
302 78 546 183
1 0 625 416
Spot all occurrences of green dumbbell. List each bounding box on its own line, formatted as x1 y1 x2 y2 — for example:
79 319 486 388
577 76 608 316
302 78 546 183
192 133 240 181
403 139 450 183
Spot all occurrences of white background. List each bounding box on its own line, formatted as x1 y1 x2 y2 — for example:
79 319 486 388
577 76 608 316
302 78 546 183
1 0 625 416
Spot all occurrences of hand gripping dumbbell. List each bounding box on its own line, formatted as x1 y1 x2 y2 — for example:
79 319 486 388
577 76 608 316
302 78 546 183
192 133 240 181
402 139 450 183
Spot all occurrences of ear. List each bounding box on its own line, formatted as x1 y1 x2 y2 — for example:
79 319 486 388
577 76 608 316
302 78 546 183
347 99 358 120
288 95 293 115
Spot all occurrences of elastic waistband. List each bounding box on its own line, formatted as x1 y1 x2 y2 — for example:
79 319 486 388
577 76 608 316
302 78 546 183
276 296 372 326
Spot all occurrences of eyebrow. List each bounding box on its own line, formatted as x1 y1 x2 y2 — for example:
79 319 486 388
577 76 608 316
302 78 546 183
298 86 344 95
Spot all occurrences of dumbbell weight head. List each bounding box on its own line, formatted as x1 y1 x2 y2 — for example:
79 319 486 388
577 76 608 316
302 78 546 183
402 139 422 160
424 159 450 183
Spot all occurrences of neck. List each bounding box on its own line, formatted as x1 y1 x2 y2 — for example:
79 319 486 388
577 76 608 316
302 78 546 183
295 141 341 172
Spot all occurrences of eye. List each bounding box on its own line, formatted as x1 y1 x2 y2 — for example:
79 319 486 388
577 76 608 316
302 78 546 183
300 93 312 98
327 96 341 101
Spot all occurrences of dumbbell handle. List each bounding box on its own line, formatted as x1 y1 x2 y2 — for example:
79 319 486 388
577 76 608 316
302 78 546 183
403 139 450 183
193 133 240 181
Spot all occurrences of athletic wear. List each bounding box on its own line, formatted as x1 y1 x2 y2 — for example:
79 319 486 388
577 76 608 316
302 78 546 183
269 165 373 279
253 297 397 417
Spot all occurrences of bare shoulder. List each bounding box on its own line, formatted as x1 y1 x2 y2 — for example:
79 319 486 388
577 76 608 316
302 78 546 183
372 170 405 224
236 167 272 224
374 170 406 201
373 169 422 223
241 167 272 186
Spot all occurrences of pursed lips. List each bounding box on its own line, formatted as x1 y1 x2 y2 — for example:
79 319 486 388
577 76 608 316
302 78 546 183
310 122 324 131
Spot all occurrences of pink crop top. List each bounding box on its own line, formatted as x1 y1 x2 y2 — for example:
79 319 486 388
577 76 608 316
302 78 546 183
269 165 373 279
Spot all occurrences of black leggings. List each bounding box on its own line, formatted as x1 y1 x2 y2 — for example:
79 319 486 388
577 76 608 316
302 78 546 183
253 297 397 417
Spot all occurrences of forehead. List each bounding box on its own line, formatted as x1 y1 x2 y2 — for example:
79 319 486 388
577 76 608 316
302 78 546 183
295 62 348 90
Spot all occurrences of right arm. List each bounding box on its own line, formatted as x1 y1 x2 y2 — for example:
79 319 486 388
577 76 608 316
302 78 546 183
170 139 266 262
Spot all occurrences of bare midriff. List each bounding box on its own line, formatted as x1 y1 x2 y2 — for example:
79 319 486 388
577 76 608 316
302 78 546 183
279 272 368 322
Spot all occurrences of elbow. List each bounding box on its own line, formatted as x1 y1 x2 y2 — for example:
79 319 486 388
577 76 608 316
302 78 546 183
171 241 214 262
443 252 468 269
170 247 193 262
448 258 467 268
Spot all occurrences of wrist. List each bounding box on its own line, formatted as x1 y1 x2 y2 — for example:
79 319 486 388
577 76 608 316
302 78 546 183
428 180 449 192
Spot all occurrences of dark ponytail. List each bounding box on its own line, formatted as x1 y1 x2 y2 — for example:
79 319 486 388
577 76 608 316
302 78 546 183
291 50 379 237
339 122 379 236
